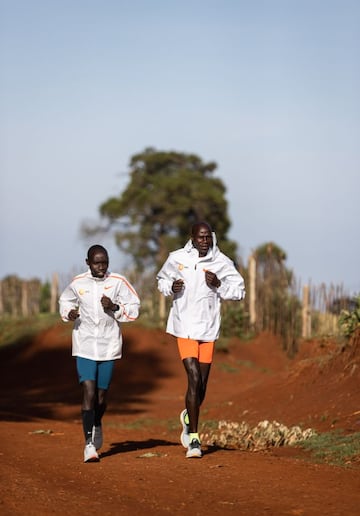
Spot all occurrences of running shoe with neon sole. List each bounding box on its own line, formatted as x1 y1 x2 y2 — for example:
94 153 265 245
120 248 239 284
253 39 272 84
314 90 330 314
186 438 202 458
180 409 190 448
84 442 99 463
92 425 103 450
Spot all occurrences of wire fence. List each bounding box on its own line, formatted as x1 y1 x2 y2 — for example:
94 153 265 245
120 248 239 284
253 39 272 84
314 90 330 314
0 269 355 354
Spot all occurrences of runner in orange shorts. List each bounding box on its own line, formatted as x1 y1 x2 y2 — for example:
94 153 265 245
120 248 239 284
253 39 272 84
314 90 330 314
157 222 246 458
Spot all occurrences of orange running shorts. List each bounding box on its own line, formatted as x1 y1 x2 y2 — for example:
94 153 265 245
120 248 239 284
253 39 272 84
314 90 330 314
177 337 215 364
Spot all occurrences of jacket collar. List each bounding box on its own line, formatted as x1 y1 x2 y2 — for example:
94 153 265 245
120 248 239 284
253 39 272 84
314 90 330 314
85 269 110 282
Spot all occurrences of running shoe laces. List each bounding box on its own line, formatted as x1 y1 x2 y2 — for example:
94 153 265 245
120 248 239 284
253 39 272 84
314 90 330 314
186 438 202 459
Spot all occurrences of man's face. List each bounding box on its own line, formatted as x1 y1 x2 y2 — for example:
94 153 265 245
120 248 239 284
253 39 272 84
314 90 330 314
192 225 213 257
87 251 109 278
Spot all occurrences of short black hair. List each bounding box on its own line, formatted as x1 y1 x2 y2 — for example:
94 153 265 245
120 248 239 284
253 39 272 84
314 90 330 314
191 221 212 237
87 244 108 261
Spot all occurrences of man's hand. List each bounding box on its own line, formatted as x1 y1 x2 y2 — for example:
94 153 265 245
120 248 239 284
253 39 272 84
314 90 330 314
172 279 184 293
101 294 117 311
205 270 221 288
68 308 79 321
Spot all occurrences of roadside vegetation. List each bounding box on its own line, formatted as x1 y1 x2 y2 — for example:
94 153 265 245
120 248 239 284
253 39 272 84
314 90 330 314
0 313 59 348
338 295 360 339
297 430 360 467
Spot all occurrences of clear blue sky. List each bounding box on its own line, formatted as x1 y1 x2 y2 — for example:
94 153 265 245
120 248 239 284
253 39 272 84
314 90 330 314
1 0 359 293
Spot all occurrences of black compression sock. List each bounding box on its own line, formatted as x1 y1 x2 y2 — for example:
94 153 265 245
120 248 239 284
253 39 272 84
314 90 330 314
82 409 95 443
94 403 107 427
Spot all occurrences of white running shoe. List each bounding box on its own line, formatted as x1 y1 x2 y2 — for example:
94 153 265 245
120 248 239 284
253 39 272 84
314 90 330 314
84 442 99 463
186 438 202 458
180 409 190 448
92 425 103 450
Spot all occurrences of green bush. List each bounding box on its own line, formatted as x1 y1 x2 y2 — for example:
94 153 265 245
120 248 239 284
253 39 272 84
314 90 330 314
221 301 249 338
40 281 51 313
338 295 360 338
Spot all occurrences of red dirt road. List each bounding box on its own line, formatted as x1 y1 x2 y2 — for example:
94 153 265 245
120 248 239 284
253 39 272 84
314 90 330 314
0 323 359 515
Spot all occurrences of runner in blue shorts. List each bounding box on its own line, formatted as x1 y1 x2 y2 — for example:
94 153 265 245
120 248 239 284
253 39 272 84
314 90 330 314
59 245 140 463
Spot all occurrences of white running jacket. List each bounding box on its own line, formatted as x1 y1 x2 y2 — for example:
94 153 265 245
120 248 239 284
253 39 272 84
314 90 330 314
156 233 245 341
59 270 140 360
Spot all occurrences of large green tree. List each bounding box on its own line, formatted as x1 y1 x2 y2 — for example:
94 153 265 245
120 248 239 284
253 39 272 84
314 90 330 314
85 147 237 271
253 242 300 354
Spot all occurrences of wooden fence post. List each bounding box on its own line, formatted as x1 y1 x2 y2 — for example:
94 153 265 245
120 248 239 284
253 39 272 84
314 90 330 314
302 285 311 338
21 281 29 317
249 254 256 327
0 281 3 315
50 273 59 314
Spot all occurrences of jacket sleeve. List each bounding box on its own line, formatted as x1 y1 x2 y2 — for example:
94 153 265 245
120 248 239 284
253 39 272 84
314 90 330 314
156 256 177 297
114 278 140 322
217 258 246 301
59 284 79 322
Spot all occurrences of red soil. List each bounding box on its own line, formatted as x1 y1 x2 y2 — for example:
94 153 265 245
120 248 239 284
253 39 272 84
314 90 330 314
0 323 359 515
